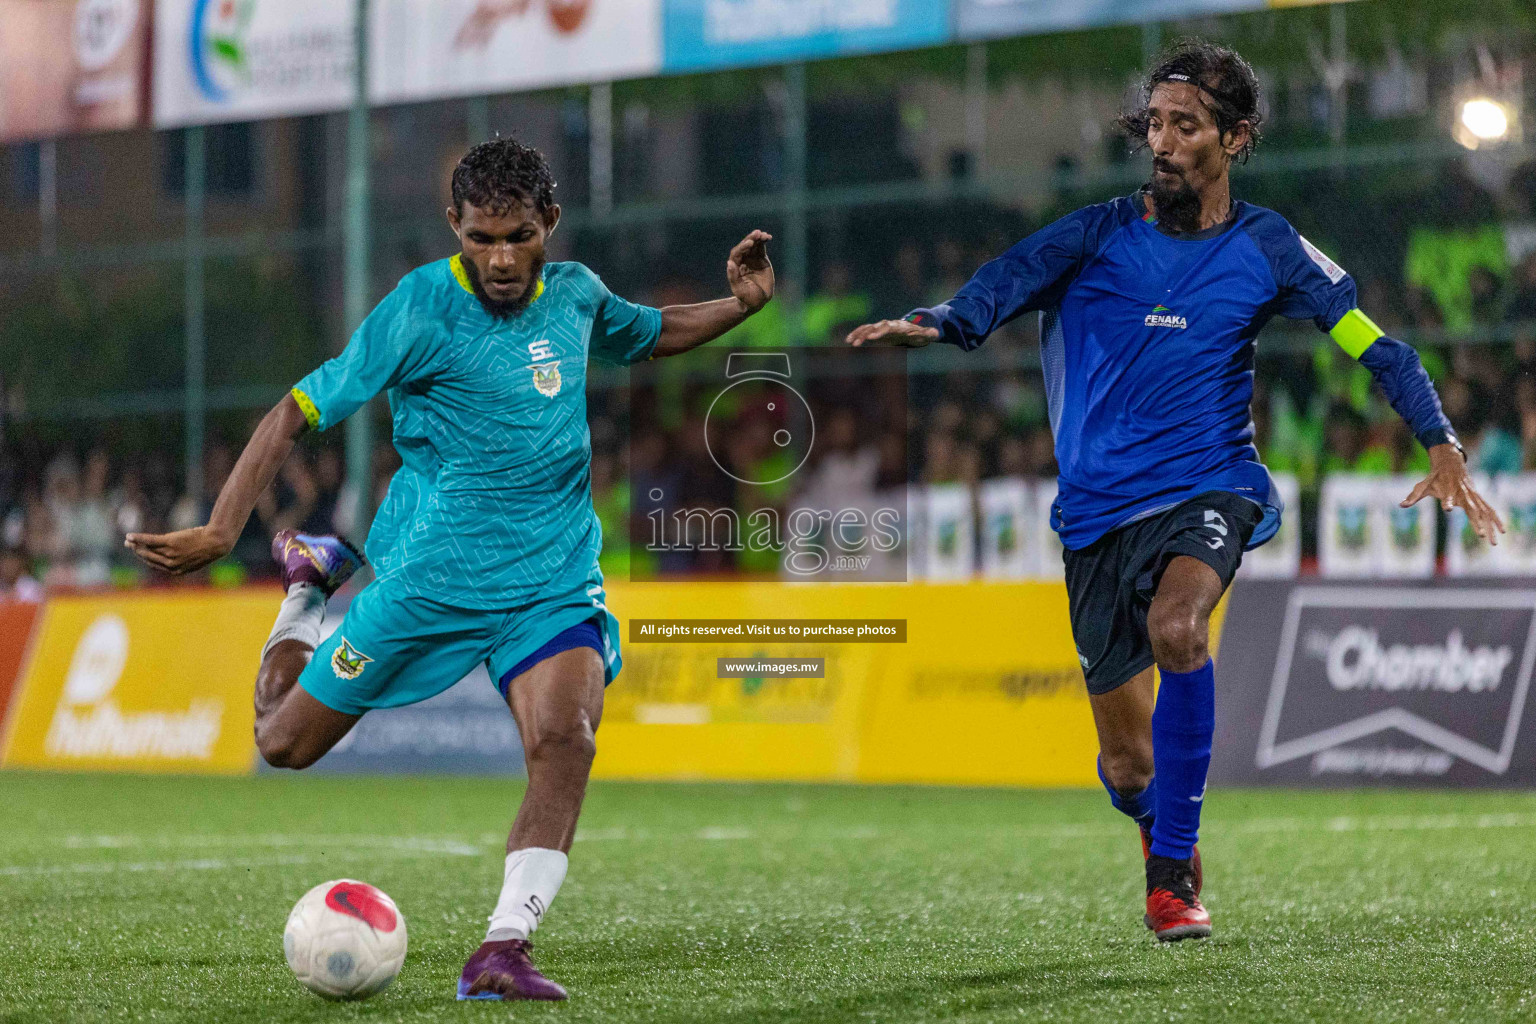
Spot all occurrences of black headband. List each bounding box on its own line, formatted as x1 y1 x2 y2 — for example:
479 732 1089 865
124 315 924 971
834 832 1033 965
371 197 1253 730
1153 71 1245 118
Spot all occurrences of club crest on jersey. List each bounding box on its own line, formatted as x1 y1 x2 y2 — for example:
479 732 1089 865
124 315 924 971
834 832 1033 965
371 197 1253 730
1145 304 1187 329
531 361 562 397
331 638 372 680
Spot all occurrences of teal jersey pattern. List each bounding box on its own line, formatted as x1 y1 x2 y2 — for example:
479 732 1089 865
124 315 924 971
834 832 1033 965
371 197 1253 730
292 256 661 610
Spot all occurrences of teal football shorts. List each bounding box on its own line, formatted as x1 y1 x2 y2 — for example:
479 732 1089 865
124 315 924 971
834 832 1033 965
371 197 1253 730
298 569 621 715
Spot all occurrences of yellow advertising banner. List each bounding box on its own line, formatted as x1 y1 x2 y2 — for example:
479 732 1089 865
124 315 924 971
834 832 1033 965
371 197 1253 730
1 591 268 774
0 582 1224 784
598 581 1126 788
596 583 890 781
856 582 1097 787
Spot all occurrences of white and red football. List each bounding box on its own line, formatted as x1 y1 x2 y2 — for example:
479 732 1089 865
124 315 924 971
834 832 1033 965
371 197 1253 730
283 879 408 1000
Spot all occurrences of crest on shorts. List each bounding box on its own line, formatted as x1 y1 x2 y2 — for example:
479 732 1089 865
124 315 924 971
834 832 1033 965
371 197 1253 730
331 638 372 680
531 361 562 398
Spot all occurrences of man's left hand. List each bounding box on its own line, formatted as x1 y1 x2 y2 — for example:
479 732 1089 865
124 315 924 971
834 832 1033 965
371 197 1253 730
726 230 774 314
1402 443 1506 545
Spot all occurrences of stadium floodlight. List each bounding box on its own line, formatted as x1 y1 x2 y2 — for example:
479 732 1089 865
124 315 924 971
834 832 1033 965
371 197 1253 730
1455 97 1512 149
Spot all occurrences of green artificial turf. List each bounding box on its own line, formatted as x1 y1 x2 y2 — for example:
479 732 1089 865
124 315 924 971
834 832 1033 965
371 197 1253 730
2 773 1535 1023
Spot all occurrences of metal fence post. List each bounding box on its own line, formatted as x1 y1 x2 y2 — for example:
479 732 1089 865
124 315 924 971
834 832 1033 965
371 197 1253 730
965 42 987 178
590 81 613 220
183 125 206 503
467 94 490 146
39 140 58 262
784 61 807 342
344 0 373 530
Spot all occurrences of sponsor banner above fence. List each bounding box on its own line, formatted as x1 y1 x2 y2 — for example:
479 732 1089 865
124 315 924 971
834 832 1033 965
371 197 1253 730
0 0 150 143
1212 578 1536 788
370 0 661 105
661 0 952 73
0 591 267 774
25 0 1368 136
956 0 1263 40
954 0 1352 41
152 0 355 128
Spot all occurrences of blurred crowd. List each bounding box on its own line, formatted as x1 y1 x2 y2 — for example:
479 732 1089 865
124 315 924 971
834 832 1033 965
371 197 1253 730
5 335 1532 592
0 436 398 596
6 166 1536 593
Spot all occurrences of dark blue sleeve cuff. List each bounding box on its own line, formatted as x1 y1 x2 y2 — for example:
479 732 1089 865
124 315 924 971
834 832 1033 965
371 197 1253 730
1359 335 1457 454
1416 427 1459 453
902 306 973 349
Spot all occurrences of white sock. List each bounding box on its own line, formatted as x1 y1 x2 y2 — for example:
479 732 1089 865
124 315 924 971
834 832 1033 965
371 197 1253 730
261 583 325 659
485 848 568 941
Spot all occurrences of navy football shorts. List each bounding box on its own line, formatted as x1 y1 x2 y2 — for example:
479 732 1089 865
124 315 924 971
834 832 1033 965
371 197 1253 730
1063 490 1262 695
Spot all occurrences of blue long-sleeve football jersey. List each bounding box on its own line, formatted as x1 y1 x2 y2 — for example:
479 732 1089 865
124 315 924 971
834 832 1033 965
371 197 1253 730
907 191 1456 551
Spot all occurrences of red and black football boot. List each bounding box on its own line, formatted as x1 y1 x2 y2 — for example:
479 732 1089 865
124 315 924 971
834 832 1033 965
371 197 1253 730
1144 854 1211 942
1140 826 1202 896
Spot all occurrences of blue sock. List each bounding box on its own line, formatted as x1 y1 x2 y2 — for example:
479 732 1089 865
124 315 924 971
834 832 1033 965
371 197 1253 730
1096 757 1156 831
1149 659 1215 861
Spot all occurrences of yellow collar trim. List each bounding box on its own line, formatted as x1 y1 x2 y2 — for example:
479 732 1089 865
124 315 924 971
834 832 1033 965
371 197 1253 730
450 253 545 305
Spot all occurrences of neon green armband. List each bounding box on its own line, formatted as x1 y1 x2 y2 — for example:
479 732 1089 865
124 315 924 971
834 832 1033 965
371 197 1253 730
1328 308 1385 360
290 387 321 430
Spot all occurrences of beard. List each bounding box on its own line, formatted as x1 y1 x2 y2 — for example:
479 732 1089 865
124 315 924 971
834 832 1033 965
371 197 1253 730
460 252 544 320
1147 164 1203 235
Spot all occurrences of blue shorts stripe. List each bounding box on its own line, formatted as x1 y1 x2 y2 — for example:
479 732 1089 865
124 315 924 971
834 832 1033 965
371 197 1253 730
497 619 605 698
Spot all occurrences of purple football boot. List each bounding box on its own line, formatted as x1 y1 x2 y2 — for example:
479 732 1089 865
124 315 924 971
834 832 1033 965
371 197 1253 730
456 939 568 1001
270 529 364 597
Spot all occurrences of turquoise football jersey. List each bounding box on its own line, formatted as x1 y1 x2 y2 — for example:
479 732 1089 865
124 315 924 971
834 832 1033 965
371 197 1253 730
292 256 661 610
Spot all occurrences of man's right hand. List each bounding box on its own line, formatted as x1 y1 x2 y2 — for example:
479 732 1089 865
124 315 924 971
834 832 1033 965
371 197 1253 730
844 319 940 348
125 525 234 576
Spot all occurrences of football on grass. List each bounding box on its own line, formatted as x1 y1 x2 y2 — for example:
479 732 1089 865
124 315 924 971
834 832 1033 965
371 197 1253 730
283 880 407 1000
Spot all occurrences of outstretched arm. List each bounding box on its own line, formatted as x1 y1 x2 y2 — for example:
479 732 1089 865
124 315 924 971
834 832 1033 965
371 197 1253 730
846 206 1099 350
125 394 309 574
651 230 775 358
1263 224 1505 544
1331 310 1504 544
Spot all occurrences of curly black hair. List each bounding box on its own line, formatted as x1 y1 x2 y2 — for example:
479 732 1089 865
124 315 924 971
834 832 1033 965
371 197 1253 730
450 137 558 215
1117 38 1264 164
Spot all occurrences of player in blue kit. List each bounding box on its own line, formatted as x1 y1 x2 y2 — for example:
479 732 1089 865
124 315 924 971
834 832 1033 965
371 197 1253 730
125 139 776 998
847 41 1504 941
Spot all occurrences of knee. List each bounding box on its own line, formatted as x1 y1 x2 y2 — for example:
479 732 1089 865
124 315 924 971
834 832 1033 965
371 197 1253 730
1099 743 1154 795
525 713 597 768
255 721 317 771
1148 600 1209 673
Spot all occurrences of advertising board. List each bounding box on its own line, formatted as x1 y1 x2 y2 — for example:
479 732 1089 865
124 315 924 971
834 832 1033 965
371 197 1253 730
662 0 950 73
1212 580 1536 787
0 0 148 143
370 0 662 104
153 0 354 127
1 592 268 774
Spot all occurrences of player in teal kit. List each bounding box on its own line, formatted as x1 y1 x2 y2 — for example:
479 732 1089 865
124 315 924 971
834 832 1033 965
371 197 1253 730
126 139 776 1000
